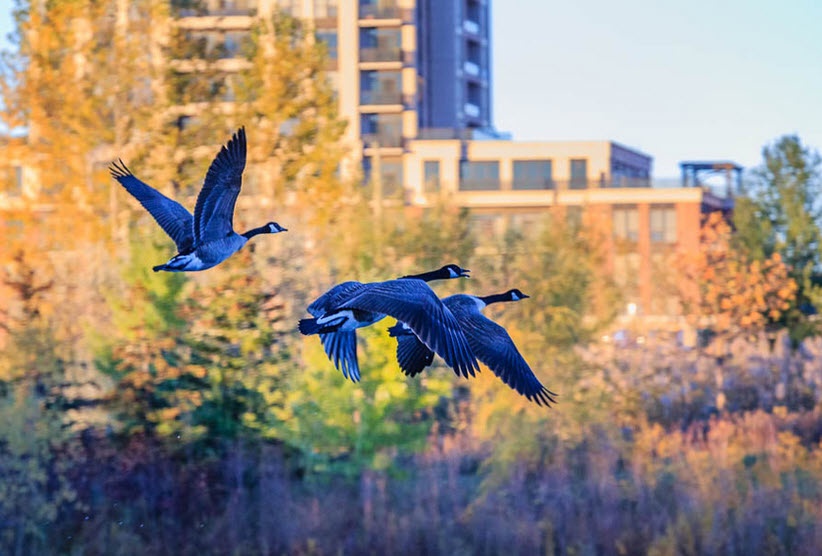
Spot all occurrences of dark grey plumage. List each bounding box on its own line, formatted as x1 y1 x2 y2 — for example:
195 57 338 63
110 127 286 272
389 289 557 407
300 265 475 382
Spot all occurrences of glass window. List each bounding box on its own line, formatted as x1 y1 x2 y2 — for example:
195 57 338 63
314 0 338 18
650 205 677 243
359 27 401 62
613 205 639 242
423 160 440 193
570 158 588 189
360 70 402 105
361 113 403 147
316 30 338 60
379 157 403 197
359 0 401 19
459 160 499 191
512 159 553 190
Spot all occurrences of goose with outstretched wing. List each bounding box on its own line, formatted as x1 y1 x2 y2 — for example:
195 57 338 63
110 127 286 272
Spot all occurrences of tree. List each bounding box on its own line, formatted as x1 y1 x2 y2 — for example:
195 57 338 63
679 212 797 341
0 251 86 555
733 135 822 343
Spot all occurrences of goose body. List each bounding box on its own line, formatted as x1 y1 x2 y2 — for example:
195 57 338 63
300 265 476 382
109 127 287 272
388 289 557 406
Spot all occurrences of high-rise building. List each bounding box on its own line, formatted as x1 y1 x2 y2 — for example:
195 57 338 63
171 0 497 188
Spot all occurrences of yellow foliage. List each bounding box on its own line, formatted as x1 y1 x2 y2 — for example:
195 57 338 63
677 212 798 338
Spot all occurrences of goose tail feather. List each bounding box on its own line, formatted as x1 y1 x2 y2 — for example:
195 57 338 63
298 318 322 335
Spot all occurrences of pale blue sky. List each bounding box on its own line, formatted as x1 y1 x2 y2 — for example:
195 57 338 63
2 1 821 177
491 0 822 176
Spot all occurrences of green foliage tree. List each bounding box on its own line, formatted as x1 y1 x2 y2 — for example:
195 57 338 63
0 251 85 555
733 135 822 343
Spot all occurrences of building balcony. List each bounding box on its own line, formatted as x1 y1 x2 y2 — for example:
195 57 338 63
360 90 403 106
361 132 403 149
359 1 402 20
360 46 402 63
171 0 257 18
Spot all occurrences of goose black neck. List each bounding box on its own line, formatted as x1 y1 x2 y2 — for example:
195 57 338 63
400 269 444 282
242 225 270 239
479 292 514 306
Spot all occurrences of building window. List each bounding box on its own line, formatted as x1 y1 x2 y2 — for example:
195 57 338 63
316 30 338 60
359 27 401 62
459 160 499 191
650 205 677 243
570 158 588 189
613 205 639 242
423 160 440 193
314 0 338 18
361 113 403 148
465 81 482 118
512 159 553 190
466 0 481 24
360 70 402 105
378 157 404 197
359 0 401 19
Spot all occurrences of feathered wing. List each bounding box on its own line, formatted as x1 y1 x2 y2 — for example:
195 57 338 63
340 280 479 378
109 159 194 253
395 334 435 377
308 281 366 381
307 281 366 317
458 312 557 406
320 332 360 382
193 127 247 244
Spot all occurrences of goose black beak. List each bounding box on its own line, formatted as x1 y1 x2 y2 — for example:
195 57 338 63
460 269 471 278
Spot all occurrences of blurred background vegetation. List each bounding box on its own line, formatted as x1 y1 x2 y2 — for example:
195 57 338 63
2 1 822 554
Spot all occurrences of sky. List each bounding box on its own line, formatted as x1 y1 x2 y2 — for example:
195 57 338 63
2 1 821 177
490 0 822 176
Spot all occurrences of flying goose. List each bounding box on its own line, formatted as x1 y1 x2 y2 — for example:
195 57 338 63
299 265 478 381
109 127 287 272
388 289 557 406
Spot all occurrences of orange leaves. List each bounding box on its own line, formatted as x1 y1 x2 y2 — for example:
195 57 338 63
678 212 798 337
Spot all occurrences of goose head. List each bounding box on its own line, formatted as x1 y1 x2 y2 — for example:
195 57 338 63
506 288 529 301
399 263 470 281
439 264 470 279
267 222 288 233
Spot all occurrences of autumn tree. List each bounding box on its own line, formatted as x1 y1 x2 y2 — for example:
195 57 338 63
679 212 797 341
0 251 87 554
733 135 822 343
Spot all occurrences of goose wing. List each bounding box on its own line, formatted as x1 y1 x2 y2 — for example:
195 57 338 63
320 332 360 382
307 281 367 317
395 334 435 377
454 307 557 407
340 280 479 378
110 160 194 252
193 127 247 244
308 281 367 381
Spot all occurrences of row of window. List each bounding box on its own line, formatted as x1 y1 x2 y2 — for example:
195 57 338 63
422 159 590 191
613 205 677 244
